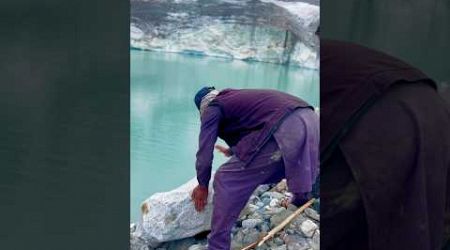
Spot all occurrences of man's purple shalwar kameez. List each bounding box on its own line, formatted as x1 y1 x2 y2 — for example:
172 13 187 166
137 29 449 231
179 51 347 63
195 89 319 250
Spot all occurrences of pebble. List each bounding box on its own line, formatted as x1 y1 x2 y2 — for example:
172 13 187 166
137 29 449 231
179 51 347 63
270 209 294 228
188 244 207 250
242 228 261 245
259 222 270 232
269 198 280 207
300 219 318 238
284 235 310 250
287 204 298 212
256 201 265 207
311 230 320 250
254 184 270 196
272 244 287 250
265 207 285 215
274 180 287 192
262 191 285 200
242 218 263 229
273 237 285 246
304 208 320 221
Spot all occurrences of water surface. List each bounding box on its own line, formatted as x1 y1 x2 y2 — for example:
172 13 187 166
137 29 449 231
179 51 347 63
131 49 318 221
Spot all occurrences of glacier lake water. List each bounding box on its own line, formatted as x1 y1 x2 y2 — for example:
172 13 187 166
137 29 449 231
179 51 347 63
130 49 319 222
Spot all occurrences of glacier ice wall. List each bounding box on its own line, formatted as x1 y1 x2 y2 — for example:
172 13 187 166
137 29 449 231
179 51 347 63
131 0 319 69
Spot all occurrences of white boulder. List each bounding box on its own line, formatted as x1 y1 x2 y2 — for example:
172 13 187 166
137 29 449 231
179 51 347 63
137 173 215 245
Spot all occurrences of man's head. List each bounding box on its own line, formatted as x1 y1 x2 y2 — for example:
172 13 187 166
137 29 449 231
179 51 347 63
194 86 216 110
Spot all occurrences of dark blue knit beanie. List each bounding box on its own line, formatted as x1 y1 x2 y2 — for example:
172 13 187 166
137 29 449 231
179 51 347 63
194 86 215 110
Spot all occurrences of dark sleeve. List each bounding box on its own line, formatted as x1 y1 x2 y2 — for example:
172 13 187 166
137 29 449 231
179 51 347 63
195 106 222 188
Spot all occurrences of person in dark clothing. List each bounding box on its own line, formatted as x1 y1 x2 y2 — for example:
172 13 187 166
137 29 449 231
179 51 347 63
190 88 319 250
320 39 450 250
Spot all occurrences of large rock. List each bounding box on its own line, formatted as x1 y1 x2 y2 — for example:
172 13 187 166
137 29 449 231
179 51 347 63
137 174 215 245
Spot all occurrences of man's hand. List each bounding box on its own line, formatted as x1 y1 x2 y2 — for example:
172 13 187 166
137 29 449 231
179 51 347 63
191 185 208 212
215 145 231 157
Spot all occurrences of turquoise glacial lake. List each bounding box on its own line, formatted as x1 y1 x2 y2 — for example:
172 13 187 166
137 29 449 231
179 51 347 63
131 49 319 222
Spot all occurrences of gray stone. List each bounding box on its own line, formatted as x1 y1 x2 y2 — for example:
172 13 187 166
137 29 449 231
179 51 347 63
138 173 215 244
247 212 263 220
284 234 310 250
304 208 320 221
242 218 263 229
159 237 197 250
310 230 320 250
269 198 280 207
130 231 153 250
259 223 270 233
272 244 287 250
242 228 261 246
261 191 285 200
270 209 294 228
274 237 285 246
265 207 286 216
188 244 207 250
231 240 244 250
273 179 287 192
287 204 298 212
300 219 318 238
254 184 271 196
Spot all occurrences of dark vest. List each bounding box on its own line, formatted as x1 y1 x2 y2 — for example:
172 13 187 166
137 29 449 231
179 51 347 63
209 89 313 163
320 39 436 163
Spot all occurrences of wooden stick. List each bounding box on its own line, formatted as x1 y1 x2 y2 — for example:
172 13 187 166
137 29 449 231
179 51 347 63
241 198 316 250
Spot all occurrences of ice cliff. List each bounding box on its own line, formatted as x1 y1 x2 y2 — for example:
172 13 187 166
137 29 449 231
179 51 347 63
130 0 319 69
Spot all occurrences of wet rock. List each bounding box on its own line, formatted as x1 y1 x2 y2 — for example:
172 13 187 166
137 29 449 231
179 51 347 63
300 219 318 238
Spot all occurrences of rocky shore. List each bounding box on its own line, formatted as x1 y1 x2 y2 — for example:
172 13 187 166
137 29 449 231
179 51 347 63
131 178 320 250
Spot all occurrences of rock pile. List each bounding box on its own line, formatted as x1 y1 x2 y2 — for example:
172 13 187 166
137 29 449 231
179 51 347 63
131 179 320 250
229 181 320 250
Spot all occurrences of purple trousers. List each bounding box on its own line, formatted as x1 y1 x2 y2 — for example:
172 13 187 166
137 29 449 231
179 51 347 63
207 109 319 250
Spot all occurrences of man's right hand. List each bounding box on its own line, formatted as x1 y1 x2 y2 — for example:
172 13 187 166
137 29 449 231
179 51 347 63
191 185 208 212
